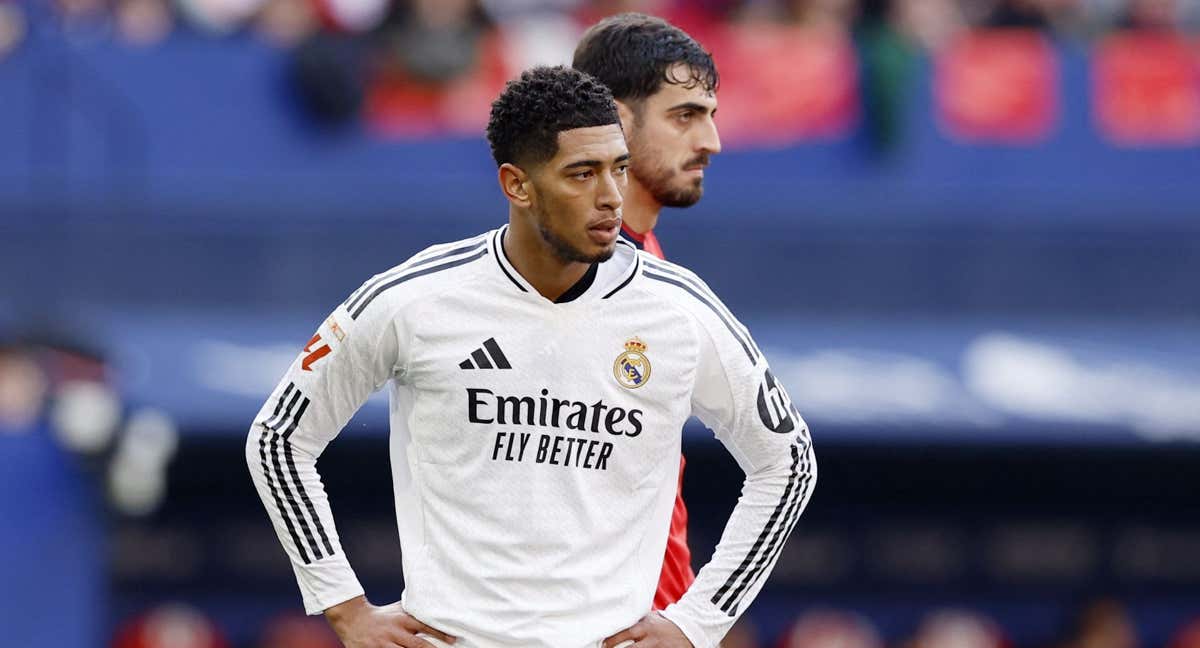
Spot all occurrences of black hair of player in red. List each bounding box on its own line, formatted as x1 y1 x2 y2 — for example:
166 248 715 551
486 66 621 168
572 12 718 104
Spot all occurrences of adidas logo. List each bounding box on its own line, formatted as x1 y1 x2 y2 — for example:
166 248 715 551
459 337 512 370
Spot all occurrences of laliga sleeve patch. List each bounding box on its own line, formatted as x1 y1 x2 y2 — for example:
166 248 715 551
300 315 344 372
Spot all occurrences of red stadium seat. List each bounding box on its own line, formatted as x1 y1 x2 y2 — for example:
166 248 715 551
1092 33 1200 147
707 24 859 148
935 30 1059 144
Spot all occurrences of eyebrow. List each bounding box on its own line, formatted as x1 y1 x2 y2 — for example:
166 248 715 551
667 102 715 115
563 153 630 171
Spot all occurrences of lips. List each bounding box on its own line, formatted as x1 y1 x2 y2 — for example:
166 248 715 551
587 218 621 245
683 154 710 174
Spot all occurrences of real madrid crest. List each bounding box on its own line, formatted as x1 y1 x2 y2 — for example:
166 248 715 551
614 337 651 389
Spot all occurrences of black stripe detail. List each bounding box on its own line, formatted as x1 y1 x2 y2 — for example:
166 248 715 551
727 451 812 615
722 444 809 614
352 246 489 320
643 259 761 360
345 238 487 311
643 270 757 363
459 359 475 370
283 399 335 557
271 394 322 561
259 388 310 564
711 444 801 609
482 338 511 369
492 230 528 292
471 348 493 369
602 253 640 300
263 383 295 429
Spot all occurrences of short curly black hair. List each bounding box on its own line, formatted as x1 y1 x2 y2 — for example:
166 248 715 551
486 66 621 168
573 13 718 104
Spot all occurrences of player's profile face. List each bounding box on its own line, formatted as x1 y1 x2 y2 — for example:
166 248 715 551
526 124 629 265
624 63 721 208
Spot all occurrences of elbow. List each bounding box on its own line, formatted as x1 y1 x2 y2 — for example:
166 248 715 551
801 428 817 491
245 423 265 476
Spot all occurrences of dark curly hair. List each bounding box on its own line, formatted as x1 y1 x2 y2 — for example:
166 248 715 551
486 66 621 168
572 13 718 105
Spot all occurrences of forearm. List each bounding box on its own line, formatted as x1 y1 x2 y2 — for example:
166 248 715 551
662 438 816 648
245 381 364 614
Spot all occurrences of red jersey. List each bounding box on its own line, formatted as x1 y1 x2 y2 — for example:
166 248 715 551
622 224 696 610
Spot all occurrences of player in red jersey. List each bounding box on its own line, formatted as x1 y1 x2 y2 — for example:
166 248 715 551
574 12 723 613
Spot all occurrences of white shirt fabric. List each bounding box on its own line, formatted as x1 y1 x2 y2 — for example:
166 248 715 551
246 226 816 648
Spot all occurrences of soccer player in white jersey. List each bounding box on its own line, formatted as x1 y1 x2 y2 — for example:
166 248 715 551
246 66 815 648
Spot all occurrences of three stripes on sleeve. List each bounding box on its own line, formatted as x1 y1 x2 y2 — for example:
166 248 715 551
257 382 335 564
709 442 812 616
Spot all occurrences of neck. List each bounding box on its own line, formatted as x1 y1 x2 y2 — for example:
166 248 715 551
504 212 592 301
620 177 662 235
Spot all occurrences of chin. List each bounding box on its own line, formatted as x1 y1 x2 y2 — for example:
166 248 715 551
583 243 616 264
661 188 703 208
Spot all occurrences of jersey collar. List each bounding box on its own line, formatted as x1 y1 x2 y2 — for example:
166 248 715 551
489 226 639 304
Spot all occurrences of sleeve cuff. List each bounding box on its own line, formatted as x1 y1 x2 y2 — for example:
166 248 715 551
293 552 366 615
659 604 712 648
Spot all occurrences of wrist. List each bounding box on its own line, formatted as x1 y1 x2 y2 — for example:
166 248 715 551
324 594 369 629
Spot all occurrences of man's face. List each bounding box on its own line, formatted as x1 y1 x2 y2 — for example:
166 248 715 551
526 124 629 264
623 62 722 208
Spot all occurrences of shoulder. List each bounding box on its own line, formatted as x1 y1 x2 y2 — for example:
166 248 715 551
636 252 724 314
341 231 494 323
635 253 763 366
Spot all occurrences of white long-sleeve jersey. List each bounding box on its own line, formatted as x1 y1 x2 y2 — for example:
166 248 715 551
246 226 816 648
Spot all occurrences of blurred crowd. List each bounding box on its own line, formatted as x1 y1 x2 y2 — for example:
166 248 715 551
2 0 1197 139
3 0 1200 52
0 337 178 518
2 0 1199 78
108 598 1200 648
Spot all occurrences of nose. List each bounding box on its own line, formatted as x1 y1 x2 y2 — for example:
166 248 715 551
596 168 623 212
696 117 721 155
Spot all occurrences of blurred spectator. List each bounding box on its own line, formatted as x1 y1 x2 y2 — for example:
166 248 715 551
258 612 341 648
978 0 1090 34
114 0 173 45
56 0 109 24
0 1 27 59
1169 617 1200 648
0 344 46 429
0 341 106 648
737 0 858 32
388 0 489 82
1056 599 1139 648
313 0 388 32
775 608 884 648
480 0 580 68
1117 0 1180 29
891 0 966 48
903 609 1009 648
783 0 859 31
256 0 317 46
723 616 763 648
176 0 266 34
111 604 231 648
985 0 1055 28
289 34 367 126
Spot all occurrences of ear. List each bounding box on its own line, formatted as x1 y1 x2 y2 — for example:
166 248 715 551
498 162 533 209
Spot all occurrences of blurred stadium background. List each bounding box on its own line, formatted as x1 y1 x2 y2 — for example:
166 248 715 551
2 0 1200 646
